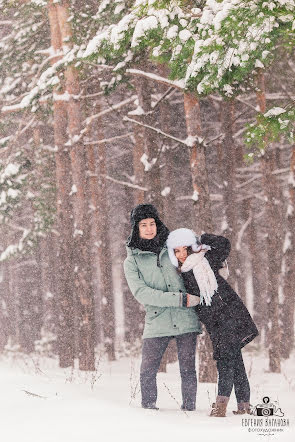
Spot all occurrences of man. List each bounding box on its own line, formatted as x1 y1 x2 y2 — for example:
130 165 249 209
123 204 201 410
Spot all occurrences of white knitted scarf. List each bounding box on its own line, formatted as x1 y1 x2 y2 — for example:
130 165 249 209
181 252 218 306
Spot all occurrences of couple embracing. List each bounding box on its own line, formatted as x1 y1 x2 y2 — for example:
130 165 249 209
123 204 258 417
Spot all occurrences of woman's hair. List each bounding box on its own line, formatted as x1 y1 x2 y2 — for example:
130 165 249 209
177 246 194 273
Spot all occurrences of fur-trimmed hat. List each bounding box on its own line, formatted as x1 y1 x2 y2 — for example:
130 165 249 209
166 228 201 267
130 204 160 226
127 204 169 250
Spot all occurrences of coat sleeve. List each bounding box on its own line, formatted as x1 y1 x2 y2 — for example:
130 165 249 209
200 233 231 264
181 270 200 297
123 257 182 308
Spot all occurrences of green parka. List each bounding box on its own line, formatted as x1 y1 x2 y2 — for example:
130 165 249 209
123 245 202 339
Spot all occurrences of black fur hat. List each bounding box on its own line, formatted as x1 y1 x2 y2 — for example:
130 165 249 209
127 204 169 250
130 204 160 226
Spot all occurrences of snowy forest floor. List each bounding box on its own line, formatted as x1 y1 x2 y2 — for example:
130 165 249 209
0 348 294 442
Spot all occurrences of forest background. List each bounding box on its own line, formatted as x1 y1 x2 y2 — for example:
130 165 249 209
0 0 295 386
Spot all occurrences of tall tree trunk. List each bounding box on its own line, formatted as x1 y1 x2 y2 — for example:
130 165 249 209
246 199 265 344
56 1 96 370
131 79 146 205
158 86 178 231
38 234 58 345
158 81 178 369
89 100 116 361
15 253 43 353
184 93 213 233
229 109 248 302
183 93 217 383
0 228 14 350
48 0 75 368
220 99 246 299
280 144 295 358
133 78 163 213
256 69 281 373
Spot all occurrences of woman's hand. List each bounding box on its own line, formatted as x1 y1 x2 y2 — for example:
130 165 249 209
186 294 200 307
181 292 200 307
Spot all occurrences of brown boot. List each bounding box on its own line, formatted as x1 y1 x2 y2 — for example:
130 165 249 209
210 396 229 417
233 402 251 415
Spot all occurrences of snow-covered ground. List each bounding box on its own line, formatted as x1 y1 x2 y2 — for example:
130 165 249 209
0 349 294 442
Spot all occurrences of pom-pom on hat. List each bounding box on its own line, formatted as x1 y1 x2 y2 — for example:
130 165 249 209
166 228 201 267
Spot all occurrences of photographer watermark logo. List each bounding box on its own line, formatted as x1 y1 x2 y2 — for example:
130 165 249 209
241 396 290 437
252 396 284 417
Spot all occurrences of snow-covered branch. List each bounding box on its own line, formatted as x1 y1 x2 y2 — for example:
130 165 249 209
124 116 204 148
126 69 185 91
84 133 133 145
104 175 147 191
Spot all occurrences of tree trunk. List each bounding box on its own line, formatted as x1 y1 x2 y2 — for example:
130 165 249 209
56 1 96 371
183 92 217 383
88 99 116 361
158 85 178 231
38 234 58 346
158 81 179 368
256 69 281 373
183 93 213 233
134 78 163 213
220 99 246 299
246 199 265 344
280 144 295 358
48 0 75 368
131 79 146 205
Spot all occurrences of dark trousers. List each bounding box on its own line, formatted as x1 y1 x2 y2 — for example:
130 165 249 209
140 332 197 408
216 350 250 403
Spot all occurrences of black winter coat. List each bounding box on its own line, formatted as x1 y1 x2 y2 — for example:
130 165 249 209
181 233 258 360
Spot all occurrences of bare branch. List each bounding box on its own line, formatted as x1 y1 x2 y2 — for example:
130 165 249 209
152 87 176 110
177 193 223 202
85 132 133 145
124 115 198 147
236 97 258 111
83 96 136 129
104 175 147 191
236 175 261 189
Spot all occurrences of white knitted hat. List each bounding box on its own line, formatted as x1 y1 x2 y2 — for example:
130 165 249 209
166 228 201 267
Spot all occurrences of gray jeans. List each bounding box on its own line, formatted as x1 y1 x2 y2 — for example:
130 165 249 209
140 332 197 408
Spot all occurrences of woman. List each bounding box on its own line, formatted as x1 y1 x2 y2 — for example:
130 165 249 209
166 228 258 417
124 205 202 411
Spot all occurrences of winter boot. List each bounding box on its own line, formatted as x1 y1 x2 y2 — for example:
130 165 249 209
233 402 251 415
210 396 229 417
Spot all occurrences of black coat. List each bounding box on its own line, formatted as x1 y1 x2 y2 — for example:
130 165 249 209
181 233 259 360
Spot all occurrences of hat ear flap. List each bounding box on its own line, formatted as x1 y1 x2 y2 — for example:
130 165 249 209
192 244 202 252
168 248 179 267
